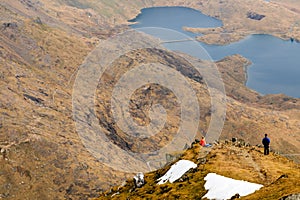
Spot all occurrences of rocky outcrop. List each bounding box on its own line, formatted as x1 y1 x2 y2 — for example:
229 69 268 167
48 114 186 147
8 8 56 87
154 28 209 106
247 11 265 20
281 193 300 200
2 22 18 29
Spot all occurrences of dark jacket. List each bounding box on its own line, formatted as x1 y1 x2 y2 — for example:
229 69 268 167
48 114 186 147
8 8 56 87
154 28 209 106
262 137 270 146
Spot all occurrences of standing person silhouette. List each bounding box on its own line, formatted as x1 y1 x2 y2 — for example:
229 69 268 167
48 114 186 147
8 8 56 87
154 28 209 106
262 134 270 155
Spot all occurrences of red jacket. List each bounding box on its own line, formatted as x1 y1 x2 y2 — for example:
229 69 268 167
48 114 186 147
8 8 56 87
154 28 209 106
200 139 206 146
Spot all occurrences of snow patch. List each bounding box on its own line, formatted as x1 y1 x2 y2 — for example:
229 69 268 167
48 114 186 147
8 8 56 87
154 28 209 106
157 160 197 185
203 173 263 200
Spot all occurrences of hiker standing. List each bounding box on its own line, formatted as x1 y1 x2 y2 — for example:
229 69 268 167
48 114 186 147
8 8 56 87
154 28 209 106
262 134 270 155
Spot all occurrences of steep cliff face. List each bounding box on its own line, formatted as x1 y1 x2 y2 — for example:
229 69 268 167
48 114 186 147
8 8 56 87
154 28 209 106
0 0 299 199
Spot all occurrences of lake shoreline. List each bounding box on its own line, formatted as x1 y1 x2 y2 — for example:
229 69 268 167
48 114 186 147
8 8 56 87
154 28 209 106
129 6 300 98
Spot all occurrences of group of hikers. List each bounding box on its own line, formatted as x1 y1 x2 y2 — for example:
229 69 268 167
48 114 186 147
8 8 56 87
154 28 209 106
199 134 271 155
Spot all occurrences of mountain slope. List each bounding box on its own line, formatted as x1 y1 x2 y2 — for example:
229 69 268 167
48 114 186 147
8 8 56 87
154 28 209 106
0 0 299 199
97 141 300 200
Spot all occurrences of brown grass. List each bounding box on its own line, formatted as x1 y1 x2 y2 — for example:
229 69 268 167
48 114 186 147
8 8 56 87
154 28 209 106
96 143 300 199
0 0 299 199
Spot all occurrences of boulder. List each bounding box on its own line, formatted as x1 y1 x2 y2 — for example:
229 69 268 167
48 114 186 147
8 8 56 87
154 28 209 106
247 12 265 20
133 172 145 188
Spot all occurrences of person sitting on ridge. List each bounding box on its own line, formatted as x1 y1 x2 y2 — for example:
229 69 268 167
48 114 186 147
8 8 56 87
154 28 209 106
262 134 270 155
200 136 212 147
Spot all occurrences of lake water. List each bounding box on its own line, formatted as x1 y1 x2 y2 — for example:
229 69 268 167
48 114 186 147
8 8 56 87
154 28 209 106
130 7 300 98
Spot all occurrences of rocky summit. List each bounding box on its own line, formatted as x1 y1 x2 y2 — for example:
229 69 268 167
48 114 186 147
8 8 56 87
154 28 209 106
97 141 300 200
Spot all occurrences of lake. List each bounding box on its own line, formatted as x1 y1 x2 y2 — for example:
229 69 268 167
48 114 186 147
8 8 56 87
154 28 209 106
130 7 300 98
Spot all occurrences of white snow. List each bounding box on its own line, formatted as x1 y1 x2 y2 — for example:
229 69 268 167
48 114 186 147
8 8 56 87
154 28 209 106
157 160 197 185
203 173 263 200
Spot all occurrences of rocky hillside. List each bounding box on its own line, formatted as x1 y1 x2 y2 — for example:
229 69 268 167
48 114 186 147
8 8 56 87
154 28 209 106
0 0 299 199
96 140 300 200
